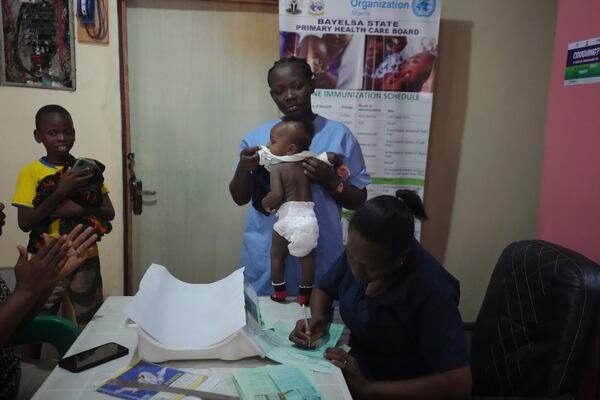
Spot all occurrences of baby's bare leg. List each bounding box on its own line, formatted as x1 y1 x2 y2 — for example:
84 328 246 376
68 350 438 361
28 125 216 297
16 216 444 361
297 250 315 306
271 230 288 284
298 250 315 287
271 230 289 302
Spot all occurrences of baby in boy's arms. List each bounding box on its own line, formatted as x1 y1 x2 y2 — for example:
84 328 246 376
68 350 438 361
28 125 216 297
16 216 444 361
28 157 112 253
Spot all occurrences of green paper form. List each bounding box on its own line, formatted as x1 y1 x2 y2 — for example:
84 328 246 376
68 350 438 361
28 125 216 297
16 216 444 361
252 321 345 374
233 365 322 400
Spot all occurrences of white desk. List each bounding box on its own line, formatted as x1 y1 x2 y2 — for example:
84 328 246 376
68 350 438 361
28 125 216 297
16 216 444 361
33 296 352 399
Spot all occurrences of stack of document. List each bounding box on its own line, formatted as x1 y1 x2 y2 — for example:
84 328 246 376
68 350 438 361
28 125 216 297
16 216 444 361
251 298 346 374
123 264 246 349
253 319 345 374
233 365 322 400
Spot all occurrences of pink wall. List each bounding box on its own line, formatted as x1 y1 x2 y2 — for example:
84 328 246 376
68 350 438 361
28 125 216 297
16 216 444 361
538 0 600 262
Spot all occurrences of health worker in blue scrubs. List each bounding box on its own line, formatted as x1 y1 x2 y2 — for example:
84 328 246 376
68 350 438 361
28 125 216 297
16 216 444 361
290 190 472 399
229 57 370 297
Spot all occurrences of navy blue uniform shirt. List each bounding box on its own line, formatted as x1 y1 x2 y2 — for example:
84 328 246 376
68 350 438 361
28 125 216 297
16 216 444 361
319 241 469 380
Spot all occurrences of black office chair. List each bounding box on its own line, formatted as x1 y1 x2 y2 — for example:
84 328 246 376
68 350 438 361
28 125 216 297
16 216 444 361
469 240 600 399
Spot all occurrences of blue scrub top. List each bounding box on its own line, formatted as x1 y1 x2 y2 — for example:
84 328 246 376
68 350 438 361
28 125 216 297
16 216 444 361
238 115 370 296
320 242 469 380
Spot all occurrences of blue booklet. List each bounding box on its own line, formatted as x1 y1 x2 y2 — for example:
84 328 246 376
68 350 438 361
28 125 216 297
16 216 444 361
96 359 206 399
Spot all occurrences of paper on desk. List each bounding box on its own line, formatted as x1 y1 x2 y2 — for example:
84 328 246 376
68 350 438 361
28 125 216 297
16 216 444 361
267 348 336 374
258 297 307 330
123 264 246 348
232 367 280 399
233 365 322 400
272 321 345 357
252 322 345 374
252 329 291 354
266 364 322 399
311 368 353 400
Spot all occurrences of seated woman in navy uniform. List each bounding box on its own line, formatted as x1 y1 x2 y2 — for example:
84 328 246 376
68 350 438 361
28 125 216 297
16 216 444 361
289 190 472 399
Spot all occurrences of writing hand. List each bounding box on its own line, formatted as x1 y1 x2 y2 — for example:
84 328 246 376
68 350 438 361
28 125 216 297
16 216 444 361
289 317 327 349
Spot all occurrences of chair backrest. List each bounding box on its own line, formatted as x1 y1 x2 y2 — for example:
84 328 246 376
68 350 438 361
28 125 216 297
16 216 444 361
471 240 600 397
11 315 79 357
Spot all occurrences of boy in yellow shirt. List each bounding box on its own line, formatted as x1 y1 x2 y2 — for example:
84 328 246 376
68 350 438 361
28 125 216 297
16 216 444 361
12 104 115 326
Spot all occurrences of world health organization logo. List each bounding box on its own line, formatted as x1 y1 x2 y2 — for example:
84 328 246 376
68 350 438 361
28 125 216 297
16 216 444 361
308 0 325 16
412 0 436 17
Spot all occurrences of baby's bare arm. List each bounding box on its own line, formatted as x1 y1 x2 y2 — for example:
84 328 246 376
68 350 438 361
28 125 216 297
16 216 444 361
262 166 285 212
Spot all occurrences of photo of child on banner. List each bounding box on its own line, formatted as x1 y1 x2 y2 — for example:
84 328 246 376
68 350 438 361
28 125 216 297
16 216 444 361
279 32 437 93
363 35 437 92
279 32 364 90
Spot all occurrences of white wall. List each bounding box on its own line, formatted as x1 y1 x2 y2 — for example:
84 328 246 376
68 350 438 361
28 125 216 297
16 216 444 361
0 0 123 297
422 0 558 320
0 0 559 319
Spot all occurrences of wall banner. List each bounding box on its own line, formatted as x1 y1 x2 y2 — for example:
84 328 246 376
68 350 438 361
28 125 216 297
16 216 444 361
279 0 441 236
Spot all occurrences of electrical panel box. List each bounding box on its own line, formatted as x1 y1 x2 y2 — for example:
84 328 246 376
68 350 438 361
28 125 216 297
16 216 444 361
0 0 76 90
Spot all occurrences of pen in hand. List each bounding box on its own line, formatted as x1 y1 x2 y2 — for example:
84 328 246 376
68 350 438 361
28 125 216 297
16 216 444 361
302 304 311 348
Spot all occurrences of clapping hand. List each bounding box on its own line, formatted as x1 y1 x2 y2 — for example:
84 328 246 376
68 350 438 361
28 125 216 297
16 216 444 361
60 225 99 279
14 225 98 296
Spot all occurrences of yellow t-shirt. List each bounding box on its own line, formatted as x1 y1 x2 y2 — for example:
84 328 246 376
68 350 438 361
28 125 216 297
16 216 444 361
12 158 109 254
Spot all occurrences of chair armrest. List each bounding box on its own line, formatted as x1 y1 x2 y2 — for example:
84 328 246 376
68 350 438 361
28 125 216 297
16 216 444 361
10 315 79 357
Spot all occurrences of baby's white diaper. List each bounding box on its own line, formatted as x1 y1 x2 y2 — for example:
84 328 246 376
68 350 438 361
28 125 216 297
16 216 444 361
273 201 319 257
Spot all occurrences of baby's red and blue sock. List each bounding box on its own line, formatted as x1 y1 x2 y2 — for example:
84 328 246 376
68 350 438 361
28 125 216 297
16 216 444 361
297 285 312 306
271 281 287 303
